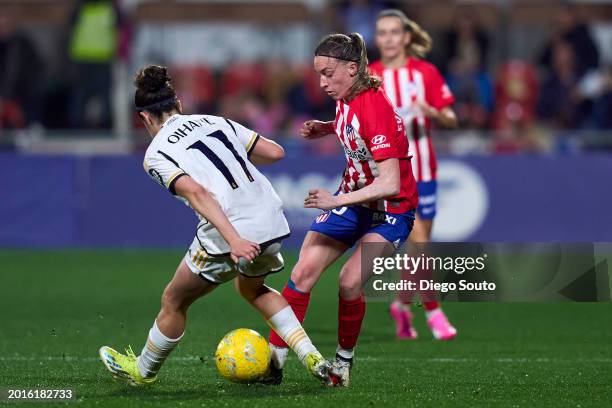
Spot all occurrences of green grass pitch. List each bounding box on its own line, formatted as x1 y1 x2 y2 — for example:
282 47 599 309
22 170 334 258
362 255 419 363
1 249 611 407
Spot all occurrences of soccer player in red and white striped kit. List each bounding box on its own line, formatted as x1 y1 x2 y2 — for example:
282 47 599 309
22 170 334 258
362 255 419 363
264 32 419 387
369 9 458 340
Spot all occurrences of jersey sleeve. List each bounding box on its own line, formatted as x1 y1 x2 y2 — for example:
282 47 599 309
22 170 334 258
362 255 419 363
143 150 187 195
224 118 260 157
426 65 455 110
362 92 406 161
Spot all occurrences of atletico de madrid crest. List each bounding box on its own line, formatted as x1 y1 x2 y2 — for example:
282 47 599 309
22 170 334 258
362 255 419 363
315 211 330 224
345 124 355 141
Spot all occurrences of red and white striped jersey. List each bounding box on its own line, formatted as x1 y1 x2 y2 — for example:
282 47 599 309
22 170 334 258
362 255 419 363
369 58 455 182
334 87 418 214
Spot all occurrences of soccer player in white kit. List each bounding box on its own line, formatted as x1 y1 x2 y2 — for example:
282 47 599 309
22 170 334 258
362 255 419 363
98 65 332 386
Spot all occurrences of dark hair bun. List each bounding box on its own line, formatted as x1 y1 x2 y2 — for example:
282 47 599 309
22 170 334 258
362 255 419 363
134 65 171 93
349 32 361 42
349 33 364 51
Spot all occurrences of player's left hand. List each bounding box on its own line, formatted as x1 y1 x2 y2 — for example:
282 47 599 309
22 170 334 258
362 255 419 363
229 238 261 264
304 189 338 210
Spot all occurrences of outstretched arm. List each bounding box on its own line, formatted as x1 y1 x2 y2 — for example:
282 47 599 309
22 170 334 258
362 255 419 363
300 120 336 140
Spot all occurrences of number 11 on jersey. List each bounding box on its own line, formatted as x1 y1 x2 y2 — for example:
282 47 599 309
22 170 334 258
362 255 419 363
188 130 254 189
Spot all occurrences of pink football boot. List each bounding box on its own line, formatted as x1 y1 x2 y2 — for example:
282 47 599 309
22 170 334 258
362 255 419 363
427 309 457 340
390 301 418 339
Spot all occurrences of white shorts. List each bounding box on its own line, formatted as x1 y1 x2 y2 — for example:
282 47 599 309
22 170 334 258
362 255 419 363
184 238 285 284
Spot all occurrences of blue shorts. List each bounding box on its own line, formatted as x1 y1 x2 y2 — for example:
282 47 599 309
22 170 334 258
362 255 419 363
309 205 415 249
417 180 437 220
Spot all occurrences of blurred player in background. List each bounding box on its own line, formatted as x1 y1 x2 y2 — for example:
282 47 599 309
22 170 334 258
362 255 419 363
370 9 459 341
266 33 418 387
98 65 333 386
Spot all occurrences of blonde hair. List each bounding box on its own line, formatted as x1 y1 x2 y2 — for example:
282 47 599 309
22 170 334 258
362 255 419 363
377 9 432 58
315 32 381 100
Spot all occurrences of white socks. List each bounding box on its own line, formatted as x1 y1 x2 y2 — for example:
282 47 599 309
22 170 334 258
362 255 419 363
267 306 316 366
136 321 183 378
336 346 354 360
135 307 317 376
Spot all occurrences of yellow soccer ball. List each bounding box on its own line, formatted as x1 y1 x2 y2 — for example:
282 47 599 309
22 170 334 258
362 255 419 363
215 328 271 383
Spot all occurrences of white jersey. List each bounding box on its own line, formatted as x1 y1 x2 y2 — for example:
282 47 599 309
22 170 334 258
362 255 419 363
144 114 290 255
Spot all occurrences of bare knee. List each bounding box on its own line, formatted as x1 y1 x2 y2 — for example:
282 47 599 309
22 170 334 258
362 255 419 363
291 259 324 292
161 285 189 314
339 268 362 300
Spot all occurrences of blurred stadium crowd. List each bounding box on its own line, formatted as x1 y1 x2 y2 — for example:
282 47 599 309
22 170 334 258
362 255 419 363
1 0 611 154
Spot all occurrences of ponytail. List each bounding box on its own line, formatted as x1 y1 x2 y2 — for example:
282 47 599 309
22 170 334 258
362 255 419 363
377 9 432 58
406 19 432 58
